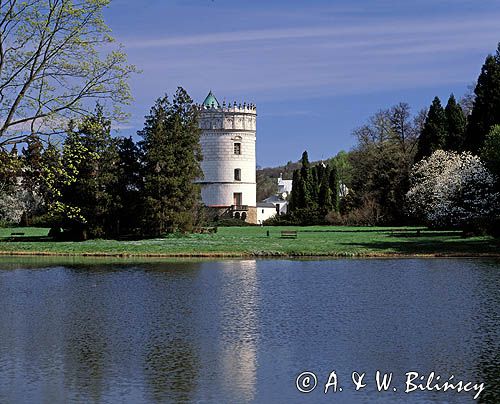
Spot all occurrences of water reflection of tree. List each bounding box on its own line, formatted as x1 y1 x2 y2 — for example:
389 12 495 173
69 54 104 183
144 338 199 403
64 325 107 402
62 273 108 403
475 261 500 404
477 351 499 404
141 262 203 403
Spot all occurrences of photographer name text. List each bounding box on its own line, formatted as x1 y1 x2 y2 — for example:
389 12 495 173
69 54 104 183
295 370 485 400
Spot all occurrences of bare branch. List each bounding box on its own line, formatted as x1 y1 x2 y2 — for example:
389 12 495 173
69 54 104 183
0 0 135 144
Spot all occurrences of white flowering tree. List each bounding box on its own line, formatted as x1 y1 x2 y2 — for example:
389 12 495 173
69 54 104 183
0 192 24 224
406 150 499 228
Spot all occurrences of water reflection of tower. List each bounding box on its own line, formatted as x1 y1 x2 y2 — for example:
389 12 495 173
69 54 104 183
197 259 259 402
220 260 258 402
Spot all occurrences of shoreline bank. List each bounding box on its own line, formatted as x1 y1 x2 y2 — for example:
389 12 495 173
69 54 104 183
1 250 500 259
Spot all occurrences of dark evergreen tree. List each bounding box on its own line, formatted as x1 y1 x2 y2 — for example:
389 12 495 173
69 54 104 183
297 176 310 210
300 150 310 170
444 94 466 151
299 151 313 208
318 164 333 214
415 96 446 162
288 169 300 212
139 87 203 235
310 165 320 202
465 43 500 153
329 164 340 212
61 105 121 238
116 136 143 235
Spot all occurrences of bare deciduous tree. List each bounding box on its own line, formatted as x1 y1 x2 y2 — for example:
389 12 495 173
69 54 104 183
0 0 136 147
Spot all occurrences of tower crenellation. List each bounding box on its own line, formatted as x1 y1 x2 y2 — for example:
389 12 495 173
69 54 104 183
196 103 257 114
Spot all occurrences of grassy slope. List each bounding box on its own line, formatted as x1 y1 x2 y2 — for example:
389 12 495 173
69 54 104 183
0 226 499 257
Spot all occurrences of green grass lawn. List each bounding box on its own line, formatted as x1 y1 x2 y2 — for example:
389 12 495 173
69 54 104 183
0 225 499 257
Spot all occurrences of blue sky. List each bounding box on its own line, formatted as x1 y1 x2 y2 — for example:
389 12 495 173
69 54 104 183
104 0 500 167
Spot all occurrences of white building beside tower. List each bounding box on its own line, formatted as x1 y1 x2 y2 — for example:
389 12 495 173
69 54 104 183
198 91 258 223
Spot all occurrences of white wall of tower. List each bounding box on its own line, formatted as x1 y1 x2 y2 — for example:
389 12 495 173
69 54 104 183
198 102 257 208
201 183 256 207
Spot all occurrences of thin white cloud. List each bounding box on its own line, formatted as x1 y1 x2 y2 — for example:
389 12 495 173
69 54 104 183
124 15 500 49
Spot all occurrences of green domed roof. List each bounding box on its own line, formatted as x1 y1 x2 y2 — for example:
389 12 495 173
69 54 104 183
202 91 220 108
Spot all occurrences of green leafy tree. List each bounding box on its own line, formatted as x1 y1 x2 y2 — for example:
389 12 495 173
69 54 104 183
40 143 63 206
444 94 466 151
350 103 419 224
481 124 500 183
465 43 500 153
329 150 352 188
0 148 20 193
20 135 45 223
0 0 136 147
0 149 22 223
42 133 88 231
140 87 203 235
415 96 446 162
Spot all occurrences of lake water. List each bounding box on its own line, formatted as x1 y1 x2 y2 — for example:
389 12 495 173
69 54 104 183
0 258 498 404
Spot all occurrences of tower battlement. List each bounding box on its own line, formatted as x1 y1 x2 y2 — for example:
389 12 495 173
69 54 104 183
197 102 257 114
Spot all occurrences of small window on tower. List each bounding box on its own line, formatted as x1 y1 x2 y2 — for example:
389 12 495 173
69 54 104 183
234 169 241 181
234 142 241 155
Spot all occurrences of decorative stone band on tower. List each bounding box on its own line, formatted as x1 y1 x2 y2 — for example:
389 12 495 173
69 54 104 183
197 91 257 223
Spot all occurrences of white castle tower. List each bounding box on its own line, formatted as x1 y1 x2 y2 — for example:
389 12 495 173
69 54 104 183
198 91 257 223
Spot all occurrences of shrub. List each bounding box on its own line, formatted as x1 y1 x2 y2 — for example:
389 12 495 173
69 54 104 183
215 218 254 227
263 214 298 226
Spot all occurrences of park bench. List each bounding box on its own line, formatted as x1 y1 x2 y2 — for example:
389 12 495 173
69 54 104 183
281 230 297 239
10 232 25 236
390 229 421 237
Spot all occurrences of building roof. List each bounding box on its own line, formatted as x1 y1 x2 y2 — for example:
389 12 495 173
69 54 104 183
263 195 287 204
202 91 220 108
257 202 276 208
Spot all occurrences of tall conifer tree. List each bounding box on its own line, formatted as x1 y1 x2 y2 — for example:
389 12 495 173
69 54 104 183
289 169 300 212
299 151 313 208
116 137 143 235
139 87 203 235
415 97 446 162
465 43 500 152
318 164 333 214
444 94 466 151
329 164 340 212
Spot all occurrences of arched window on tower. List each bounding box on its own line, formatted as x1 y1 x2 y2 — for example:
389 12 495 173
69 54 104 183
234 142 241 155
